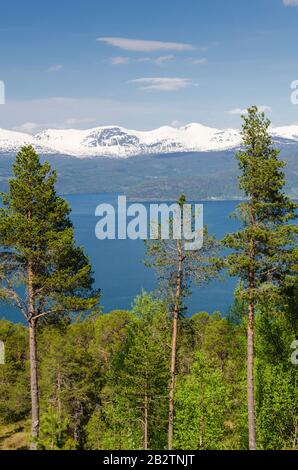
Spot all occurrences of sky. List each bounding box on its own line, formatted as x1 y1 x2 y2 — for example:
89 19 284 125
0 0 298 132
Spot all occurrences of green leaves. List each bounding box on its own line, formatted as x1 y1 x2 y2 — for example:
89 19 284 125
103 293 170 450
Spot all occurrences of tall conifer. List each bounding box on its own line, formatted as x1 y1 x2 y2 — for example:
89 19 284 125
0 146 99 447
223 107 297 449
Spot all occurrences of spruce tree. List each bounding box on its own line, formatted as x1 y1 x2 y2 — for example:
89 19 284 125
223 107 297 449
0 146 99 447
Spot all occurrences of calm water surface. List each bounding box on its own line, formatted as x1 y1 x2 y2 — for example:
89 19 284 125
0 194 240 323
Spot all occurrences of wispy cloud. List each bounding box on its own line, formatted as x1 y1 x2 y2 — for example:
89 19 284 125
14 117 96 133
188 58 207 65
109 56 130 65
171 120 185 128
227 105 272 115
109 54 175 66
154 55 175 65
63 117 96 126
48 64 63 72
13 122 40 132
129 77 196 92
282 0 298 6
97 37 195 52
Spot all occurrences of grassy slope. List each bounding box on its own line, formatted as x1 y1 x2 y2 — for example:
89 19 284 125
0 420 30 450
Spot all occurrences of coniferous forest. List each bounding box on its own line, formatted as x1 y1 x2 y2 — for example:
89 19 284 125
0 108 297 451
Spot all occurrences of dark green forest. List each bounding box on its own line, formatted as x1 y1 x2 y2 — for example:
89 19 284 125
0 108 297 450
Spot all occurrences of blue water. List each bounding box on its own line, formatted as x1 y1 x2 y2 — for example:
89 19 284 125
0 194 240 323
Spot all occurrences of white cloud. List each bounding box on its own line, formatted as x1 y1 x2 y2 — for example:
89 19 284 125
227 108 247 116
13 122 40 132
171 120 185 128
108 55 175 66
109 56 130 65
283 0 298 6
129 77 195 92
48 64 63 72
97 37 195 52
188 58 207 65
227 105 272 115
134 57 151 63
154 55 175 65
63 117 96 126
13 117 96 134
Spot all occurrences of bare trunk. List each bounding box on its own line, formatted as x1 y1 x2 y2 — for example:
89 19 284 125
29 319 39 449
144 384 149 450
57 369 62 445
247 302 256 450
293 416 298 449
168 240 182 450
247 207 257 450
28 259 39 449
293 376 298 449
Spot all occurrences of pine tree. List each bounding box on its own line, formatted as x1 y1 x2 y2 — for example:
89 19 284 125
0 146 99 447
145 194 220 450
223 107 298 449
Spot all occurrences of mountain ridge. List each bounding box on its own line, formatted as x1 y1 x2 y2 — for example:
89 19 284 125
1 122 298 158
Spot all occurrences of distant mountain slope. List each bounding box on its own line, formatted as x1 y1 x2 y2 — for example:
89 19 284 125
0 147 296 201
1 122 298 158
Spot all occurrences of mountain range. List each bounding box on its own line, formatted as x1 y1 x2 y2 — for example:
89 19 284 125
0 122 297 200
1 122 298 158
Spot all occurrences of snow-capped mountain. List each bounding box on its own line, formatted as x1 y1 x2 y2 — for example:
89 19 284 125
1 123 298 158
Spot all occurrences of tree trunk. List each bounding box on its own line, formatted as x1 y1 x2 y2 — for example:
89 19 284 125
168 239 182 450
247 302 256 450
29 319 39 449
293 416 298 449
247 206 257 450
144 384 149 450
28 258 40 449
57 369 62 445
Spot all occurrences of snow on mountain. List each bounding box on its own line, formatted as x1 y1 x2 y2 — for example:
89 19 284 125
0 123 298 158
0 128 36 153
270 125 298 142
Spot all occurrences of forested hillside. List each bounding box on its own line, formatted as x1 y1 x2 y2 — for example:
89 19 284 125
0 289 297 450
0 145 297 201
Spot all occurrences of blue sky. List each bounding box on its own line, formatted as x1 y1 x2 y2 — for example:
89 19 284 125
0 0 298 131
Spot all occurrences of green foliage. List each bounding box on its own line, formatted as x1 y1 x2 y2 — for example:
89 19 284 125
38 319 100 448
0 320 30 423
144 197 221 316
174 352 231 450
256 363 297 450
0 295 297 450
254 302 298 450
0 145 99 323
38 406 70 450
222 107 297 449
88 293 171 450
178 312 246 449
223 107 297 303
0 141 296 451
